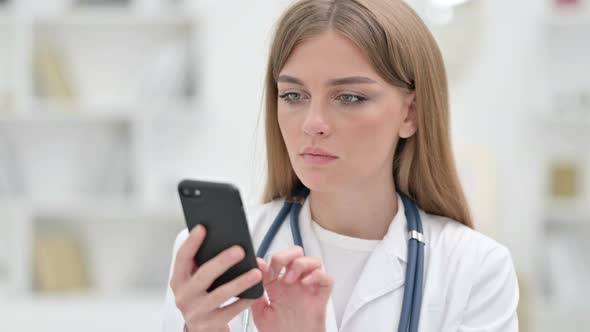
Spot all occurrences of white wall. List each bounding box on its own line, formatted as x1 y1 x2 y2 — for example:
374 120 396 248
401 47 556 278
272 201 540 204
178 0 286 204
449 0 548 278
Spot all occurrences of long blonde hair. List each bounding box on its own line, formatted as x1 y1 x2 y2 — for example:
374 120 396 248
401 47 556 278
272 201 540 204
261 0 473 228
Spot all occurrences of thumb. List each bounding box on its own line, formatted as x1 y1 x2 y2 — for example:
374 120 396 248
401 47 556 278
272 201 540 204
256 258 274 284
250 290 270 316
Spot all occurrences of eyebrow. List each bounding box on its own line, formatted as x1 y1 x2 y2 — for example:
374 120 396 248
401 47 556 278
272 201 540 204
277 75 377 86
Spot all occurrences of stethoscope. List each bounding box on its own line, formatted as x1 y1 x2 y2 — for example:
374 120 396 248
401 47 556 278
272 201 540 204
242 185 425 332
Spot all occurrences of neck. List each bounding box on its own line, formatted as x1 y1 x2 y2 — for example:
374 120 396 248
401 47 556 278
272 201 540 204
308 176 398 240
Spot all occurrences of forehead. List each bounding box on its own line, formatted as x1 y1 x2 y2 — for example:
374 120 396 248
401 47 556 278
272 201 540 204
279 31 382 84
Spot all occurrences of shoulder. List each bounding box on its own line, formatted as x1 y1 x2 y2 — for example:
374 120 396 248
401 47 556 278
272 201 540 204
419 210 519 327
243 197 286 238
420 210 513 269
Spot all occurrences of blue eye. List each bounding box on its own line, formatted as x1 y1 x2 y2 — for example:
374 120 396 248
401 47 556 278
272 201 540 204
279 92 305 104
278 92 367 106
338 94 367 105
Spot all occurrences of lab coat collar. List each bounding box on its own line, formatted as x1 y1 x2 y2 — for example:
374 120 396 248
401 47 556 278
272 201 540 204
298 192 409 331
383 192 409 263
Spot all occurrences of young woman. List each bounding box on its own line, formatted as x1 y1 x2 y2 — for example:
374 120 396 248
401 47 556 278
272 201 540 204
162 0 519 331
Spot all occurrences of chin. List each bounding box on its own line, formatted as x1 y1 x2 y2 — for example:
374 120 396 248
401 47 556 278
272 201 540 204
295 169 343 194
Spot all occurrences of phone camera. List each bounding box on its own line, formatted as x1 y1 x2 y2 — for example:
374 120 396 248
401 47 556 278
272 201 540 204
182 187 202 198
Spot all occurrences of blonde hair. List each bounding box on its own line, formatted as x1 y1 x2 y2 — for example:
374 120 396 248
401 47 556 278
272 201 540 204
261 0 474 228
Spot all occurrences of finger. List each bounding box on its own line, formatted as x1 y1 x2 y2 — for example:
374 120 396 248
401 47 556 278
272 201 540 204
171 225 206 286
256 258 273 284
282 256 321 284
207 268 262 308
191 245 246 292
256 257 269 273
214 298 257 325
250 290 270 317
268 246 304 281
301 269 334 288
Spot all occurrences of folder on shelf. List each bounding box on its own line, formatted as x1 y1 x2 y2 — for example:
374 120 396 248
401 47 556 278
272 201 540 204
33 232 90 292
0 133 24 196
33 44 75 101
550 161 579 199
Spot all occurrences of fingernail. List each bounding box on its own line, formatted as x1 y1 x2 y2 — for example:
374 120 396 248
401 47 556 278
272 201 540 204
247 270 259 282
195 225 205 235
231 246 243 259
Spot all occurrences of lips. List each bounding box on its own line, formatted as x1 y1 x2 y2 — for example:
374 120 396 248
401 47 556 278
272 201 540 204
300 147 338 165
300 147 337 157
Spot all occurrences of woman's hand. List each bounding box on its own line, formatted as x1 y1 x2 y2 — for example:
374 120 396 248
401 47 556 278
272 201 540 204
251 246 334 332
169 225 263 332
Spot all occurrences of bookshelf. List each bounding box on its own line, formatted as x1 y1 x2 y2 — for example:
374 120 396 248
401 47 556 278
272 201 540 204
0 0 200 329
529 4 590 331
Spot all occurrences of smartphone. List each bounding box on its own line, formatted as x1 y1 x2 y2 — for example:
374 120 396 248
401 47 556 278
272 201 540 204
177 179 263 299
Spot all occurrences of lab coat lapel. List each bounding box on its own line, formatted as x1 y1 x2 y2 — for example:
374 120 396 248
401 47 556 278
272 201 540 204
339 193 409 330
298 198 339 332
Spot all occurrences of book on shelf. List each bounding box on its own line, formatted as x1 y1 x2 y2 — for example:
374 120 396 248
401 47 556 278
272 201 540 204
0 92 12 113
73 0 130 6
33 43 75 102
137 40 195 104
92 131 132 196
549 160 579 199
127 227 179 291
0 261 8 283
0 132 24 196
33 232 90 292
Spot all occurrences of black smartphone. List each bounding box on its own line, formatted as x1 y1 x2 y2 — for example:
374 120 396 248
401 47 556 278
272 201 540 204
177 179 263 299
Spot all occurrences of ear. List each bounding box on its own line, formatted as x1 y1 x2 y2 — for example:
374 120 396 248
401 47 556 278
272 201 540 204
399 91 417 139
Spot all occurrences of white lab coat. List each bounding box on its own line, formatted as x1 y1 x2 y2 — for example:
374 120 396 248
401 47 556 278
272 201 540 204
162 193 519 332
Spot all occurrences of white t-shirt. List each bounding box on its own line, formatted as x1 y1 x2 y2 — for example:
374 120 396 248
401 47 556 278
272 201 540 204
311 220 381 329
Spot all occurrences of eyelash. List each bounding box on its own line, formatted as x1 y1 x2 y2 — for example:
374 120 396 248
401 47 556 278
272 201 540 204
278 92 367 106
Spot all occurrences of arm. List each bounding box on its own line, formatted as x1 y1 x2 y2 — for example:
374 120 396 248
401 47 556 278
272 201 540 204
162 230 189 332
458 246 520 331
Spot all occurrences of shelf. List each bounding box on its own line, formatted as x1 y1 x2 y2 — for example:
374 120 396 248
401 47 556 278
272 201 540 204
0 3 200 322
35 199 182 223
0 197 183 223
544 206 590 227
532 111 590 128
543 13 590 28
0 13 13 25
532 297 590 331
0 291 165 332
35 11 196 27
3 288 165 302
529 111 590 145
0 99 200 124
0 110 133 124
30 96 201 112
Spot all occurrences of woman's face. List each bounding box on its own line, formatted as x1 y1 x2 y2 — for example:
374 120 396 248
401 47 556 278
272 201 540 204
277 30 416 193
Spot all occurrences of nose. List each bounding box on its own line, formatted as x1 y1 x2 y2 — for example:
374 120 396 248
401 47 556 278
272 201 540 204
302 100 331 137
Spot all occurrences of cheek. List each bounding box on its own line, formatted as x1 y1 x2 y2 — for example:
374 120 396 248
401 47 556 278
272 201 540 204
343 109 399 166
277 110 300 151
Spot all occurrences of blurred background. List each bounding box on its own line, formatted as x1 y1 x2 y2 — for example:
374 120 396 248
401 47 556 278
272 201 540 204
0 0 588 331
